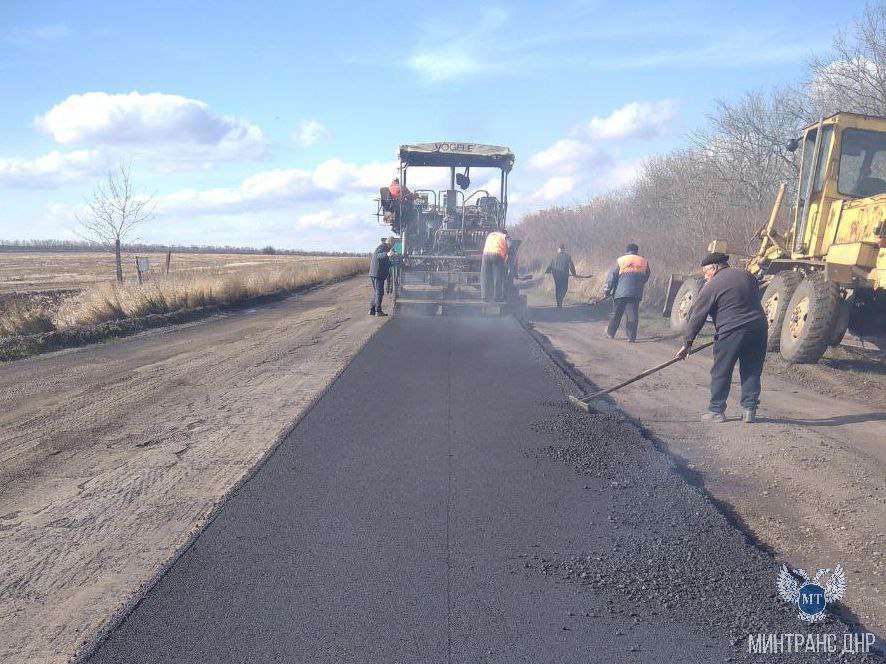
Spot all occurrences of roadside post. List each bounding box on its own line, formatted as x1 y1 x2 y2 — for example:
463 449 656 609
135 256 150 285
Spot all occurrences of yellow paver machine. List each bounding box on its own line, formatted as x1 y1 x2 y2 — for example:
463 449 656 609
666 112 886 363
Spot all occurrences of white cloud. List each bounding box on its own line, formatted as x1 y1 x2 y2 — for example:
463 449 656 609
528 139 596 172
296 211 361 230
157 158 398 217
408 52 489 82
407 6 509 82
159 169 322 216
293 120 331 147
35 92 266 162
531 175 579 202
311 158 397 191
582 100 679 140
0 150 104 188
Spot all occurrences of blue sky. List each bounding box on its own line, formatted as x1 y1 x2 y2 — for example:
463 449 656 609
0 0 868 251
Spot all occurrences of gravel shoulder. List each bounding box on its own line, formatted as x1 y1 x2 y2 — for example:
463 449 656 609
525 292 886 639
0 277 382 664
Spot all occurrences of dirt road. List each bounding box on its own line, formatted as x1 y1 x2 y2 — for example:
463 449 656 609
526 295 886 637
0 277 381 664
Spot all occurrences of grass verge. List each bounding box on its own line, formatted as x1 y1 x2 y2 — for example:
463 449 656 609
0 257 367 362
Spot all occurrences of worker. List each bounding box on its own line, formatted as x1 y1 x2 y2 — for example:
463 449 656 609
603 243 650 342
545 244 578 308
388 178 413 234
389 178 408 198
481 228 508 302
369 237 395 316
385 236 402 295
674 252 767 424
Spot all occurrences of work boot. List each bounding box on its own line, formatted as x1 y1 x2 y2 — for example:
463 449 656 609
605 331 615 340
742 409 757 424
369 308 376 316
701 411 726 423
375 310 388 317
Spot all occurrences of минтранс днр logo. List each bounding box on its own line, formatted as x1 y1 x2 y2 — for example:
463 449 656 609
776 564 847 623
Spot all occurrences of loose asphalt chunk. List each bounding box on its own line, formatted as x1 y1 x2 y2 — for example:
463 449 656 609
82 316 883 663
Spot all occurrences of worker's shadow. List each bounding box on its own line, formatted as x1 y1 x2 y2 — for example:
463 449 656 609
761 412 886 426
528 303 611 323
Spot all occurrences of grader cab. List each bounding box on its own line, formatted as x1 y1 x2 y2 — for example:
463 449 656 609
376 142 525 315
667 111 886 363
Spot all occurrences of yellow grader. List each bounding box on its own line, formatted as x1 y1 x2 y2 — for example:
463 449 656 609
667 111 886 363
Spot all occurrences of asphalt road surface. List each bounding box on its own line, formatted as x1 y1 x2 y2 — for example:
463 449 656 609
82 316 883 664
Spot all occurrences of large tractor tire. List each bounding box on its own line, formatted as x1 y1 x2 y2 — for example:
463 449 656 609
829 293 853 346
779 273 841 364
760 271 803 351
669 277 704 335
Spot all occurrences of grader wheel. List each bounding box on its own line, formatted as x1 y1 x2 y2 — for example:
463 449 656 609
669 277 704 335
760 271 803 351
779 273 841 364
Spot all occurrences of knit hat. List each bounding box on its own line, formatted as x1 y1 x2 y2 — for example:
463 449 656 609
700 252 729 267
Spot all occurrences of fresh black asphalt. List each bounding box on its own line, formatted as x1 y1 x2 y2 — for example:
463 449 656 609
83 316 883 663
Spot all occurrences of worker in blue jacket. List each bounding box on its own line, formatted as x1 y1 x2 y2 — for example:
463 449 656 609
603 243 650 342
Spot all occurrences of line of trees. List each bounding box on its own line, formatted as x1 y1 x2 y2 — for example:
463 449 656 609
516 5 886 280
0 238 365 257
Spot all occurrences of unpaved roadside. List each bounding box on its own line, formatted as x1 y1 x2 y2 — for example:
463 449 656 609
0 277 381 664
525 294 886 638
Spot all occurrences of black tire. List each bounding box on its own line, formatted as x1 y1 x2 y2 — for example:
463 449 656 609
829 293 853 346
669 277 704 334
779 273 841 364
760 271 803 351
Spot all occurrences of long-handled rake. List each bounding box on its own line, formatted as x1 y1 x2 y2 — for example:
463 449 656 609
568 340 715 413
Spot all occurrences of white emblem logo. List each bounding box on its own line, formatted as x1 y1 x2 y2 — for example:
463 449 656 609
776 564 846 623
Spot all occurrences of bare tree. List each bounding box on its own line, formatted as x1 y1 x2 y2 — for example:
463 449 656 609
77 161 156 282
807 4 886 117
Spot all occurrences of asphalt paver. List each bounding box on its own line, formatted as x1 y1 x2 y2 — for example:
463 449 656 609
83 316 883 663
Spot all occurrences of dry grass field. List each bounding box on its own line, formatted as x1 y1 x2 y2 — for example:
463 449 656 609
0 251 351 293
0 251 368 338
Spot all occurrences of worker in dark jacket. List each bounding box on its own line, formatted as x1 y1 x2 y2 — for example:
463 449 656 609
369 237 395 316
674 252 767 423
603 243 650 342
545 245 578 308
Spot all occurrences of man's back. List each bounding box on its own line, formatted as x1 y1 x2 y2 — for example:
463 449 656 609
369 243 391 279
550 252 574 275
693 267 765 336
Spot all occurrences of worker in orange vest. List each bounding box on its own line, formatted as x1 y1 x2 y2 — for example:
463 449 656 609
603 243 650 342
481 229 508 302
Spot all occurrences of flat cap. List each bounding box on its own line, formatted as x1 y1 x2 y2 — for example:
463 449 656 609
701 252 729 267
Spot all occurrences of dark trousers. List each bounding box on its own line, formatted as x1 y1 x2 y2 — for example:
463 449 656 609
709 324 767 413
607 297 640 340
553 274 569 307
481 254 505 302
369 276 386 313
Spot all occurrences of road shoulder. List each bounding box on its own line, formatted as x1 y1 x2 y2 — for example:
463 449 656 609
0 277 383 664
523 294 886 638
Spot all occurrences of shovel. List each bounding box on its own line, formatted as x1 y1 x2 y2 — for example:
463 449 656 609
568 340 715 413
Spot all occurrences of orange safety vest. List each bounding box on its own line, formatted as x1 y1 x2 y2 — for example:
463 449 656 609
617 254 648 275
483 231 508 259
